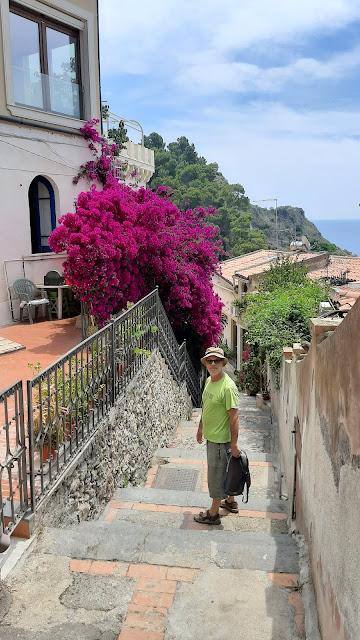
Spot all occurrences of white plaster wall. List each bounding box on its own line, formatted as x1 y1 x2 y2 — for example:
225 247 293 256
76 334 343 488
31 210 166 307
0 123 156 325
212 273 237 349
0 121 91 325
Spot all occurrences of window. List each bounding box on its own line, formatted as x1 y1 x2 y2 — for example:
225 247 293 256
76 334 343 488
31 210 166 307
9 3 82 118
29 176 56 254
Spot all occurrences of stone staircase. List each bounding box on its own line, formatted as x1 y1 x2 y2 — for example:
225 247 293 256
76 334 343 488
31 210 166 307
0 394 305 640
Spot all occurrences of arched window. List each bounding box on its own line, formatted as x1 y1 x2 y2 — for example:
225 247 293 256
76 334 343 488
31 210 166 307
28 176 56 253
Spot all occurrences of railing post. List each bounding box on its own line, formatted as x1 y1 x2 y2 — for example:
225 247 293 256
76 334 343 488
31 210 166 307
18 381 29 508
27 380 36 512
110 321 116 404
155 286 160 350
182 340 187 383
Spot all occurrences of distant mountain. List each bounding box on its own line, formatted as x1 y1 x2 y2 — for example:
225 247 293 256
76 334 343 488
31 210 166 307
251 205 348 254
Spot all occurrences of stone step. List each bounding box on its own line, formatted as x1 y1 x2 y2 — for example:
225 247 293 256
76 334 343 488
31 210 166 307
179 417 272 430
156 447 276 464
148 460 279 500
105 502 289 535
149 454 279 500
112 486 287 514
172 430 273 454
38 520 298 573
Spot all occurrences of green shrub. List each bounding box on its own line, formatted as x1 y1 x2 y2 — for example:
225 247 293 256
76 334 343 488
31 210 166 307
244 280 325 372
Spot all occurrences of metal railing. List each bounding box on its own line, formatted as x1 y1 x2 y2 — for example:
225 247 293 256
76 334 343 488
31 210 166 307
157 298 202 405
0 289 201 531
185 351 202 408
24 288 201 508
27 324 113 508
0 381 28 535
113 290 158 398
158 298 182 382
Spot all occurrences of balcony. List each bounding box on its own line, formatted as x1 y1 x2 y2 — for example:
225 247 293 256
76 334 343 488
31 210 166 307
104 111 155 187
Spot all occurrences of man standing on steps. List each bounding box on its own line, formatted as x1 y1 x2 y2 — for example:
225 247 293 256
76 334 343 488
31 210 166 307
194 347 240 525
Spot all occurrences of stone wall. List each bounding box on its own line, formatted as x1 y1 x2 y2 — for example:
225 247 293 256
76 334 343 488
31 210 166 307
36 351 192 527
271 302 360 640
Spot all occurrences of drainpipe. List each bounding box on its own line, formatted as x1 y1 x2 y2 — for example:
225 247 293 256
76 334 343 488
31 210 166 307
96 0 103 133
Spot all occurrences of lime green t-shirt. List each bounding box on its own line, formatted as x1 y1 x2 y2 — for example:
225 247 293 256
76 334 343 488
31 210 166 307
201 373 240 443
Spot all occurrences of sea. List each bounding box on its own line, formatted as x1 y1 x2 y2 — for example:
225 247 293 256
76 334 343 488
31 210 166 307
312 219 360 256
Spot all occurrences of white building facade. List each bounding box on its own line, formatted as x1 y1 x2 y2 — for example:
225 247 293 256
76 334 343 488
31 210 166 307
0 0 154 325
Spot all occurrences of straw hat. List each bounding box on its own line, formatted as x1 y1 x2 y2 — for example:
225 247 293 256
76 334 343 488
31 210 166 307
201 346 228 366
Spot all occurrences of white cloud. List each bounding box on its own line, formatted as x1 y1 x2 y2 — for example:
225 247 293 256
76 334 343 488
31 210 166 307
100 0 360 76
99 1 360 221
157 103 360 220
177 46 360 95
211 0 360 51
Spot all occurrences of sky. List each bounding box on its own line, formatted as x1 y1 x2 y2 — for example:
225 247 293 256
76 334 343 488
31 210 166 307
99 0 360 221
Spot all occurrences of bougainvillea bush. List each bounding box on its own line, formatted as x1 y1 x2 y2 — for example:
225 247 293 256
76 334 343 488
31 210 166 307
49 183 223 348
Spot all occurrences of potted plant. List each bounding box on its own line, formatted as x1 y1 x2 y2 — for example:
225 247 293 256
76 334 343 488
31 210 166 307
33 412 64 463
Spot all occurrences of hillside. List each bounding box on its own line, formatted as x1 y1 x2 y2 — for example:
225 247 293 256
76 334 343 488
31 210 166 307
144 132 344 257
251 205 341 252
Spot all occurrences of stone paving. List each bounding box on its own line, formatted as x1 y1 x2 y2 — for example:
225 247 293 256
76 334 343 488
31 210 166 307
0 337 24 356
0 394 305 639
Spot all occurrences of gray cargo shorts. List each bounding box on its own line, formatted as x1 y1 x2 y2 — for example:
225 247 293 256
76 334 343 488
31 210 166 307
206 440 231 499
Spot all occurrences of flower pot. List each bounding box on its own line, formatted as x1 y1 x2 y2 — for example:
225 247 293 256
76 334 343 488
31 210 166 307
41 444 57 463
256 392 265 409
64 416 76 440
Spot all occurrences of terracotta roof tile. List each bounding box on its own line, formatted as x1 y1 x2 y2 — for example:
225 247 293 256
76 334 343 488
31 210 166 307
308 255 360 281
218 250 325 282
329 282 360 310
339 302 354 312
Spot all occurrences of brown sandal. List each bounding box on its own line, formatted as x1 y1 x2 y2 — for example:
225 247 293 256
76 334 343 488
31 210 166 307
193 510 221 525
220 499 239 513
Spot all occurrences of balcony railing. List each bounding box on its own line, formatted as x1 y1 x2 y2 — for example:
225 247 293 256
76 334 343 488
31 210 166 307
103 110 155 186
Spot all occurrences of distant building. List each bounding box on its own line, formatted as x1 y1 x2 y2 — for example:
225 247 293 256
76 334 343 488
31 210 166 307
289 236 311 252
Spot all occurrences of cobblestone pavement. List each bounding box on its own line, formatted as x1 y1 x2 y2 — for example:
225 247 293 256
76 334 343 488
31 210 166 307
0 395 305 640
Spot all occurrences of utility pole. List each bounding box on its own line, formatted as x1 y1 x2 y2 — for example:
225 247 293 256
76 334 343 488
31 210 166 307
252 198 279 251
274 198 278 251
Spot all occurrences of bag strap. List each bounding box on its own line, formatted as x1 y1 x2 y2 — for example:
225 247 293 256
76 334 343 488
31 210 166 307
242 479 249 503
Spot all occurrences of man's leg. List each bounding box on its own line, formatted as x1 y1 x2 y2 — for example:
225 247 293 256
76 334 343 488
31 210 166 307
194 442 227 525
209 498 221 517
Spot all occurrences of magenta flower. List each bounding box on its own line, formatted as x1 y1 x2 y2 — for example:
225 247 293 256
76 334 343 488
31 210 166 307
49 183 223 347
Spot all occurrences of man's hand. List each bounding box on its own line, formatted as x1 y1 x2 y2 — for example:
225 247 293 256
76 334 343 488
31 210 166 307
231 443 241 458
196 425 203 444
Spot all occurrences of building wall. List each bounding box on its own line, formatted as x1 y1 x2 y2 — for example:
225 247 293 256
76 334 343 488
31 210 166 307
212 273 237 349
0 0 101 325
272 302 360 640
0 120 97 324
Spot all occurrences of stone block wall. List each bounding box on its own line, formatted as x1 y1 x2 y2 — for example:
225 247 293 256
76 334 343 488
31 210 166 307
271 301 360 640
37 352 192 528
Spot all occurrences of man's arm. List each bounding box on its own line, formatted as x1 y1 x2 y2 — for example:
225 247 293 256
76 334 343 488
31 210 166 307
196 417 203 444
228 408 240 457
